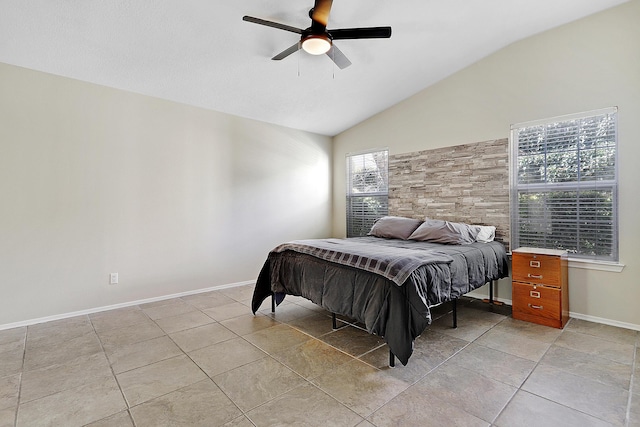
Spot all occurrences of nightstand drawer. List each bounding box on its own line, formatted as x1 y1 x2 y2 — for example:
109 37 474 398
512 282 561 321
512 252 562 286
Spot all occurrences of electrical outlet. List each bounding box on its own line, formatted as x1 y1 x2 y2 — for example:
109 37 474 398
110 273 118 285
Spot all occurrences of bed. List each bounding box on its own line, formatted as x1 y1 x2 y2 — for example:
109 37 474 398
251 217 509 366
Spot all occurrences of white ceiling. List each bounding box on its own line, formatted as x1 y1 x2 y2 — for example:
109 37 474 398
0 0 627 136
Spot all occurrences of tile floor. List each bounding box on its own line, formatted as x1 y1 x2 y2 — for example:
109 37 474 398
1 284 638 426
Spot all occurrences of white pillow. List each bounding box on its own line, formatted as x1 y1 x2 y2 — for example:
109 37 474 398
473 225 496 243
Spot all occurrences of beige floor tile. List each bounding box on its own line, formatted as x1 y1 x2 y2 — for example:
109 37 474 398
555 331 635 365
244 323 311 354
26 315 89 334
117 355 207 407
220 313 279 336
107 335 182 374
474 327 552 362
85 411 134 427
223 415 255 427
0 327 26 353
260 303 318 323
312 359 409 417
449 343 536 387
629 393 640 425
411 362 517 423
0 328 27 356
360 345 435 385
188 337 267 377
96 319 166 354
247 383 363 426
20 352 113 403
490 317 563 343
541 345 632 390
23 332 103 371
213 357 305 411
0 374 20 411
430 316 497 342
495 390 612 427
153 309 214 334
320 325 386 358
368 387 488 427
3 296 638 427
634 353 640 395
130 379 242 427
0 407 16 427
272 338 354 379
288 312 348 337
203 301 252 321
360 330 469 384
16 376 126 427
286 296 327 312
218 285 255 305
138 297 183 310
141 299 198 320
90 307 150 333
523 364 628 425
169 322 237 353
0 347 23 378
181 292 237 310
565 318 639 345
26 315 93 348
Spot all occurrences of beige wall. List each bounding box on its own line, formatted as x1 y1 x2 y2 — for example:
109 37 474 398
333 1 640 327
0 63 332 326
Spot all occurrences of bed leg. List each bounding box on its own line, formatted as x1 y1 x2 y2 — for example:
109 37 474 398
332 313 337 330
452 299 458 329
389 349 395 368
271 293 275 313
489 279 494 304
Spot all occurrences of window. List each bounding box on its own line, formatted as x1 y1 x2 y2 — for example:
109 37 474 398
346 149 389 237
510 107 618 262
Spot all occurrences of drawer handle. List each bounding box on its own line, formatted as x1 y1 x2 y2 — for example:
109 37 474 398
530 290 540 298
529 260 541 268
528 304 543 310
528 274 543 279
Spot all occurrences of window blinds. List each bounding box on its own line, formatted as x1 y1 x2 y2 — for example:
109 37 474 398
346 150 389 237
510 107 618 261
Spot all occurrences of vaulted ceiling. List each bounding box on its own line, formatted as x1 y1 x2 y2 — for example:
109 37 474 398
0 0 628 136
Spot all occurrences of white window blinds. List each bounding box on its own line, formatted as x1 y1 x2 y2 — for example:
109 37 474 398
346 150 389 237
510 107 618 261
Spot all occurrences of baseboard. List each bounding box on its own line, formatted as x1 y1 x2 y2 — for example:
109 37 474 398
568 312 640 332
0 280 255 331
467 295 640 332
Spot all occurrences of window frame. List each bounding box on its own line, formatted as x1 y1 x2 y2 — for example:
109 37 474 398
345 149 389 238
509 107 619 264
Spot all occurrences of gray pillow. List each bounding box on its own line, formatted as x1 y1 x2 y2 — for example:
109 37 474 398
408 218 479 245
368 216 423 240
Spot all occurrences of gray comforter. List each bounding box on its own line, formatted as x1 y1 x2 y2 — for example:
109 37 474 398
252 237 509 365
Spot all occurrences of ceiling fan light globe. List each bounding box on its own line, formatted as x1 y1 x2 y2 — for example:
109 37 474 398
302 35 331 55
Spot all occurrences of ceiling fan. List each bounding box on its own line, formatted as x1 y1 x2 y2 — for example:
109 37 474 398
243 0 392 69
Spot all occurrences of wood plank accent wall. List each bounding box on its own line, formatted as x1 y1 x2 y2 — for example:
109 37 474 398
388 139 510 249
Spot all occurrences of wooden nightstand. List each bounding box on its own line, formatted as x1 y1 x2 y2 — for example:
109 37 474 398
511 247 569 328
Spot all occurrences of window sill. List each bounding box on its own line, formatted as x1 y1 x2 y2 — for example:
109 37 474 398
568 258 625 273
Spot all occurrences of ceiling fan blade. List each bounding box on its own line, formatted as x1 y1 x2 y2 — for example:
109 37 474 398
311 0 333 27
242 16 303 34
329 27 392 40
272 43 301 61
327 44 352 69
